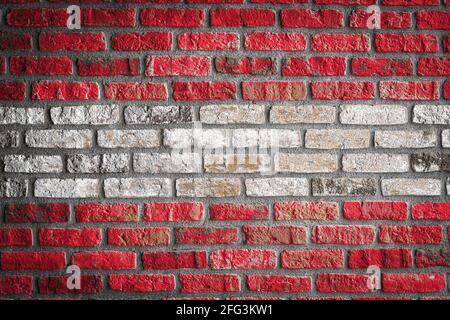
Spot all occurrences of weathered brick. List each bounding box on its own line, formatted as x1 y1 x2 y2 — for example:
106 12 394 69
50 105 119 125
379 225 442 244
312 178 377 196
200 105 265 124
210 203 269 221
178 32 238 51
0 131 19 148
105 82 167 100
10 56 72 75
112 32 171 51
179 274 240 293
344 202 407 221
311 34 369 52
383 274 445 293
244 225 307 245
349 10 411 29
204 154 271 174
232 129 301 148
26 130 93 149
282 250 344 269
245 32 306 51
275 202 338 221
142 251 207 269
108 228 169 246
311 81 374 100
146 56 210 77
176 178 241 197
134 153 201 173
416 249 450 267
39 32 106 51
144 202 204 222
375 130 436 148
125 105 192 125
0 32 32 50
173 81 236 101
342 154 409 173
67 154 129 174
39 275 102 294
352 58 412 76
4 155 63 173
210 249 276 269
382 179 441 196
411 153 450 173
379 81 439 100
313 225 375 245
175 227 238 245
243 81 306 100
6 203 69 223
104 178 172 198
316 274 371 293
0 179 28 198
215 57 276 75
0 107 45 125
340 105 407 125
35 179 99 198
76 204 138 223
97 130 160 148
275 153 338 173
271 105 335 124
305 129 370 149
246 178 308 197
164 128 228 149
78 58 140 76
413 105 450 124
418 58 450 76
349 249 412 268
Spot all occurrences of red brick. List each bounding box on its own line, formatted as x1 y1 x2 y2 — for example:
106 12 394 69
312 225 375 245
210 249 276 269
76 204 138 222
39 275 102 294
352 58 412 76
315 0 375 3
375 34 438 53
109 274 174 292
0 228 32 246
78 58 140 76
312 81 374 100
316 274 371 293
142 251 207 269
343 202 408 220
105 82 167 100
0 32 32 50
141 8 204 27
72 251 136 270
416 249 450 267
7 8 67 27
188 0 243 3
242 81 306 101
38 228 101 247
446 82 450 99
383 273 445 293
178 32 238 51
445 36 450 52
247 275 311 292
0 276 32 295
0 81 26 100
108 228 170 246
10 56 72 75
382 0 439 4
245 32 306 51
282 57 346 76
311 34 369 52
215 57 276 75
209 203 269 220
39 32 106 52
1 252 66 270
146 56 210 76
212 9 275 27
173 81 236 101
243 225 307 245
275 201 339 221
379 226 442 244
282 250 344 269
144 202 204 222
281 9 343 28
82 8 135 27
180 274 240 293
418 58 450 76
412 203 450 220
349 249 413 268
118 0 181 2
175 227 238 245
379 81 439 100
6 203 69 223
349 10 411 29
417 11 450 30
32 81 99 100
112 32 171 51
0 56 6 74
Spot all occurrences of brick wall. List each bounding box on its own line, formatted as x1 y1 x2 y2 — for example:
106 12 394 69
0 0 449 300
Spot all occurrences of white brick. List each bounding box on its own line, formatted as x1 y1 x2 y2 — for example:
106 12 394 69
50 105 119 125
164 129 229 149
35 179 99 198
340 105 407 125
98 130 160 148
104 178 172 198
0 131 19 148
134 153 201 173
270 105 335 124
125 105 192 124
413 105 450 124
275 153 338 173
0 179 28 198
4 155 63 173
232 129 301 148
25 130 93 149
375 130 436 148
200 104 265 124
0 107 45 125
204 153 271 173
176 178 241 197
382 179 441 196
443 130 450 148
342 154 409 173
67 154 129 173
305 129 370 149
245 178 308 197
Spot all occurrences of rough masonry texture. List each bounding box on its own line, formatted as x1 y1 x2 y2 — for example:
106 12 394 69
0 0 449 300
